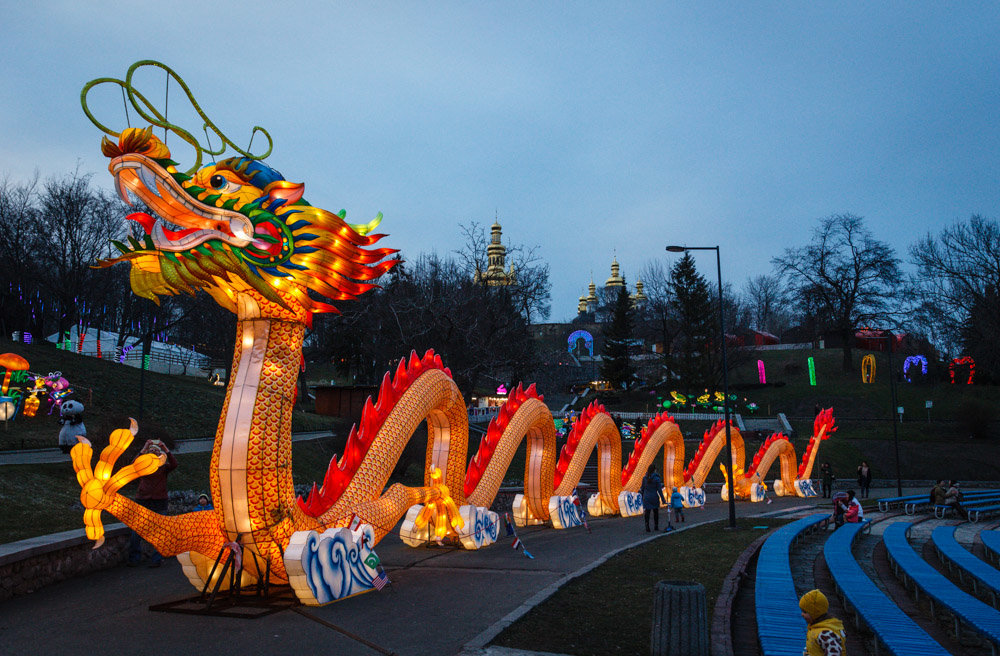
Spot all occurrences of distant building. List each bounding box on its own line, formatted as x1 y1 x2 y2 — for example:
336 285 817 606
473 221 517 287
576 256 646 320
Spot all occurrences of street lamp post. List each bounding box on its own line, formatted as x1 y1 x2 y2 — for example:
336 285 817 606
666 245 737 529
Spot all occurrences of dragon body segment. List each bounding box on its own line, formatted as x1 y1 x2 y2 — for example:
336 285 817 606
72 63 835 606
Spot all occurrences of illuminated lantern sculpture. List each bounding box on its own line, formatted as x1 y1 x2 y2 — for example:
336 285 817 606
950 357 975 384
902 355 928 383
757 360 766 385
808 357 817 386
0 353 29 395
861 354 876 383
69 61 839 606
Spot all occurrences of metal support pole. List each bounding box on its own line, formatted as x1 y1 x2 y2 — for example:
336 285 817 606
887 342 902 496
714 248 737 529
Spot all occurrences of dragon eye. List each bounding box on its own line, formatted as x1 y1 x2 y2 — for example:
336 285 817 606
209 174 242 194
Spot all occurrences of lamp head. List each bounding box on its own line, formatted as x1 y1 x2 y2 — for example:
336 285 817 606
665 245 687 253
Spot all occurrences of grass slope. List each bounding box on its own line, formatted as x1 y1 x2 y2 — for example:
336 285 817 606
0 336 331 450
492 517 791 656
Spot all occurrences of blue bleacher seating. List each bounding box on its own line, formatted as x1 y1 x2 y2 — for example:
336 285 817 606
755 513 829 656
983 531 1000 567
824 520 949 655
931 525 1000 606
884 522 1000 654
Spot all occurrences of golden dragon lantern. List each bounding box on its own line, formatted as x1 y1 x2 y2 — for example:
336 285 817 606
73 61 836 607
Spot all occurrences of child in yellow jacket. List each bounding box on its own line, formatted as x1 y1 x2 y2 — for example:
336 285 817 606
798 589 846 655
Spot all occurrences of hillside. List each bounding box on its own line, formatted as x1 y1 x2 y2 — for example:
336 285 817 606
0 336 331 450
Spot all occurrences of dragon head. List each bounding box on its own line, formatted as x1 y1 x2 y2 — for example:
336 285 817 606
98 126 398 323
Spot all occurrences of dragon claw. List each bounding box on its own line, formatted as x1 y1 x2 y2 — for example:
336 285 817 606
71 422 161 546
411 467 465 542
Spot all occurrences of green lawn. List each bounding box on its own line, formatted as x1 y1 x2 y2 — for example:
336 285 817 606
492 517 790 656
0 335 332 450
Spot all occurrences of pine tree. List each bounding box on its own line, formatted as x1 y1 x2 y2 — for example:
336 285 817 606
601 284 635 389
668 253 717 390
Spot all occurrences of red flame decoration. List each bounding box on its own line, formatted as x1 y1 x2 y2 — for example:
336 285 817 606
745 432 789 479
621 412 676 486
298 349 452 517
463 382 543 496
553 401 606 489
683 419 729 481
796 407 837 478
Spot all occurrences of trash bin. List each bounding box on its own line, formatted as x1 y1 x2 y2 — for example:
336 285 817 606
650 580 709 656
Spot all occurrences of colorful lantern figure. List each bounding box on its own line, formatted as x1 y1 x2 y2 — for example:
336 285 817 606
757 360 766 385
861 354 876 384
22 393 40 418
902 355 928 383
44 373 72 414
0 353 29 395
808 357 817 386
68 61 842 607
949 357 975 384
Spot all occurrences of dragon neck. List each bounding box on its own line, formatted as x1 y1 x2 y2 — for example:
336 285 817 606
210 294 309 554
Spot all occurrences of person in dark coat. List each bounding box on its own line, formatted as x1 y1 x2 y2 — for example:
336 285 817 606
640 464 667 532
820 462 834 498
856 461 872 499
128 439 178 567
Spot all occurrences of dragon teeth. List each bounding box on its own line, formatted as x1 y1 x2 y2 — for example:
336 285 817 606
139 166 162 199
115 174 133 206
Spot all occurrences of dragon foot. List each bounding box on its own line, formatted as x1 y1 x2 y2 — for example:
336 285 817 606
70 419 162 548
399 467 466 546
177 550 259 592
512 494 547 526
284 524 384 605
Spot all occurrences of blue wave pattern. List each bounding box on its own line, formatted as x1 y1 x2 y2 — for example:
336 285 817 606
683 486 706 507
554 495 585 528
619 491 644 516
301 525 379 605
475 506 499 544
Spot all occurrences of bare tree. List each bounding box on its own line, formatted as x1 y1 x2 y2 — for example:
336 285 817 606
32 170 127 341
743 274 790 336
0 174 42 336
773 214 902 372
910 215 1000 370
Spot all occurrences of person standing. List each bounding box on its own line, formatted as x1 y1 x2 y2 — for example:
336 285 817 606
799 589 846 655
640 464 667 532
856 461 872 499
128 439 178 567
820 462 834 498
669 487 685 524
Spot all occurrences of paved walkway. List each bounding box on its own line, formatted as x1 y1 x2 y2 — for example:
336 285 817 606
0 495 816 656
0 431 333 465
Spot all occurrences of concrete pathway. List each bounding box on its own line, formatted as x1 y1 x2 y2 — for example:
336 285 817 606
0 431 333 465
0 494 816 656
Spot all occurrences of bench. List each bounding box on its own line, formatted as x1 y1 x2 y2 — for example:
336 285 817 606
879 494 928 512
983 531 1000 567
824 520 949 655
884 522 1000 654
932 525 1000 607
934 495 1000 520
971 504 1000 523
905 489 1000 515
755 513 830 656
